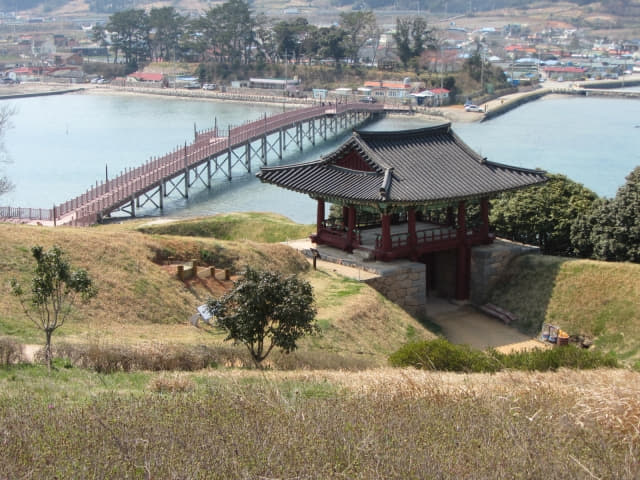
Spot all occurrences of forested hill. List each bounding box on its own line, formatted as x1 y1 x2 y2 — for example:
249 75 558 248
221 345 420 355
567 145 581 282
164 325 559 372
7 0 632 15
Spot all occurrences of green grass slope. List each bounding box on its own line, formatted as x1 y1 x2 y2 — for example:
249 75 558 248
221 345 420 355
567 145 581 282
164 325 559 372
137 212 314 243
488 254 640 367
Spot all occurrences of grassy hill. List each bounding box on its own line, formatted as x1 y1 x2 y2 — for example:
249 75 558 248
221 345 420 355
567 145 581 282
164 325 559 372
137 212 314 242
487 254 640 368
0 218 433 367
1 217 639 477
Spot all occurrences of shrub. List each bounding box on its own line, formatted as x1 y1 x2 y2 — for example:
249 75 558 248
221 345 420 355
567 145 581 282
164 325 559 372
388 339 500 373
389 339 620 372
0 337 23 366
498 345 619 371
47 342 250 373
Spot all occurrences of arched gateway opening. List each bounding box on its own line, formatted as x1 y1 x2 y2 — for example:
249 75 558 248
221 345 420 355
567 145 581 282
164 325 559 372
258 124 546 302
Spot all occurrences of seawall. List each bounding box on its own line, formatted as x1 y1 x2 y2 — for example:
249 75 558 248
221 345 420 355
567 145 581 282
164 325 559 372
0 87 84 101
482 79 640 122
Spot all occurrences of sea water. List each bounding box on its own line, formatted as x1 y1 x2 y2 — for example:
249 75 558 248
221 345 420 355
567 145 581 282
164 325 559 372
2 90 639 223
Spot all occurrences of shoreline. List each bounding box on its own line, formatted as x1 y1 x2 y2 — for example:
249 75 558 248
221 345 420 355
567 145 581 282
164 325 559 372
2 76 640 124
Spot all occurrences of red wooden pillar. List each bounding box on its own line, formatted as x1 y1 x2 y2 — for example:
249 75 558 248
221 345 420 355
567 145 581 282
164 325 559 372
316 198 325 235
408 207 417 250
346 206 356 250
381 212 392 252
457 200 466 237
480 197 490 242
456 200 470 300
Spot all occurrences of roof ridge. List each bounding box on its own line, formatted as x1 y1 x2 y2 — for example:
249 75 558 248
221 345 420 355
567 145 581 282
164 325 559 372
484 160 546 175
449 129 487 163
354 122 451 139
257 157 326 174
351 134 385 173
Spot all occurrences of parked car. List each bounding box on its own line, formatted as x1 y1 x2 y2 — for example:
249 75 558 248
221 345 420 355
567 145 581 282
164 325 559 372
465 104 484 113
202 83 217 90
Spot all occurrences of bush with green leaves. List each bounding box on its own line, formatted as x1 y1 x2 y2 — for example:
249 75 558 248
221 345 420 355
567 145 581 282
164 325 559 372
207 267 317 366
388 338 501 372
571 166 640 262
490 173 597 256
389 339 619 372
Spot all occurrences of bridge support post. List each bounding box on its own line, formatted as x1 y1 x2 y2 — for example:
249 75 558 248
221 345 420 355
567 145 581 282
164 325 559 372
130 196 135 217
278 129 283 159
183 144 189 199
311 119 316 146
159 182 164 209
227 148 232 181
206 159 211 188
245 142 251 173
322 116 327 140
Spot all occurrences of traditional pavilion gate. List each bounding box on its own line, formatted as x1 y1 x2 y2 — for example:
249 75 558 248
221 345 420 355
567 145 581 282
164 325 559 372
258 124 548 300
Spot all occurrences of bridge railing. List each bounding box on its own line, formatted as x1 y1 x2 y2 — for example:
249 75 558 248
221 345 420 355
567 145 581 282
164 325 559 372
0 206 53 221
29 102 379 226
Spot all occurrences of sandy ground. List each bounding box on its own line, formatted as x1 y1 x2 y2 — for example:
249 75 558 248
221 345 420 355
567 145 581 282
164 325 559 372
425 300 547 353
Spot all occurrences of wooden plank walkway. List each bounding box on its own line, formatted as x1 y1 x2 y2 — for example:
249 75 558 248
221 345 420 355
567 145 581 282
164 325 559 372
2 101 402 226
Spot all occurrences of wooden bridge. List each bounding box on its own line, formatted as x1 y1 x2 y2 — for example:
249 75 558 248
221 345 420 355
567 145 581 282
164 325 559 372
2 101 403 226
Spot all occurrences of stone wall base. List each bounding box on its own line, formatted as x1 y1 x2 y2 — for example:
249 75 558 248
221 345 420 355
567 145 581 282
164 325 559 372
470 238 540 304
364 261 427 317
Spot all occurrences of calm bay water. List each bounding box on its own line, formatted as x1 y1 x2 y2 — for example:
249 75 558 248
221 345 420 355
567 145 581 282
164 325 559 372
2 91 639 224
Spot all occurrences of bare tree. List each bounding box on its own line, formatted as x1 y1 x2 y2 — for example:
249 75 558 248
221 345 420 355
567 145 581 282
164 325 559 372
0 105 14 198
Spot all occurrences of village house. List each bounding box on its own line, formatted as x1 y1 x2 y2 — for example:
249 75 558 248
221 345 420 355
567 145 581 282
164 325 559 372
363 79 424 101
126 71 167 87
542 65 586 81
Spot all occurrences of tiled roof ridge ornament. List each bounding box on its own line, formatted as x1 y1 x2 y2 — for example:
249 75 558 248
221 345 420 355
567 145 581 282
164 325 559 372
379 167 394 200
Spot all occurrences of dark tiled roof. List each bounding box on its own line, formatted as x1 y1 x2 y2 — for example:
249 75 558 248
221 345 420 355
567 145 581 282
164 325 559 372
257 123 547 205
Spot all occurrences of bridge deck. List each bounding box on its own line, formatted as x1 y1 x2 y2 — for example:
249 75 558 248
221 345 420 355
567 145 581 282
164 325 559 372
2 102 408 226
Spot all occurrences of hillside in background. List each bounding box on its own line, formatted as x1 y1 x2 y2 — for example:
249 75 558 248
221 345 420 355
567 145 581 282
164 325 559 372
12 0 640 23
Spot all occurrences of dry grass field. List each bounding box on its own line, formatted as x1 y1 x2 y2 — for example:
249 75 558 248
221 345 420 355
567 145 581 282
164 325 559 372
0 365 638 478
0 219 431 367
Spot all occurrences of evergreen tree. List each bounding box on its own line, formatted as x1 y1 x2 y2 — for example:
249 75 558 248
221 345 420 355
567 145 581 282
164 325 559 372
491 174 597 255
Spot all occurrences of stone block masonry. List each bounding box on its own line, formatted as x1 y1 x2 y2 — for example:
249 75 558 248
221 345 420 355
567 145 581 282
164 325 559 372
364 261 427 317
470 239 540 304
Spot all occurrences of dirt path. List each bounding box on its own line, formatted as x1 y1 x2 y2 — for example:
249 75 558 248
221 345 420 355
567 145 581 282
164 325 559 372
426 299 546 353
22 344 41 362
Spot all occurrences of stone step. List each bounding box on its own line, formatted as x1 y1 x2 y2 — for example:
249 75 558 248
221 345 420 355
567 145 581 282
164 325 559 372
352 248 375 262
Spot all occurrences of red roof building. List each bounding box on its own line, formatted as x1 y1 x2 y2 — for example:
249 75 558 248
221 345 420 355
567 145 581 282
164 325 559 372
127 72 166 84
